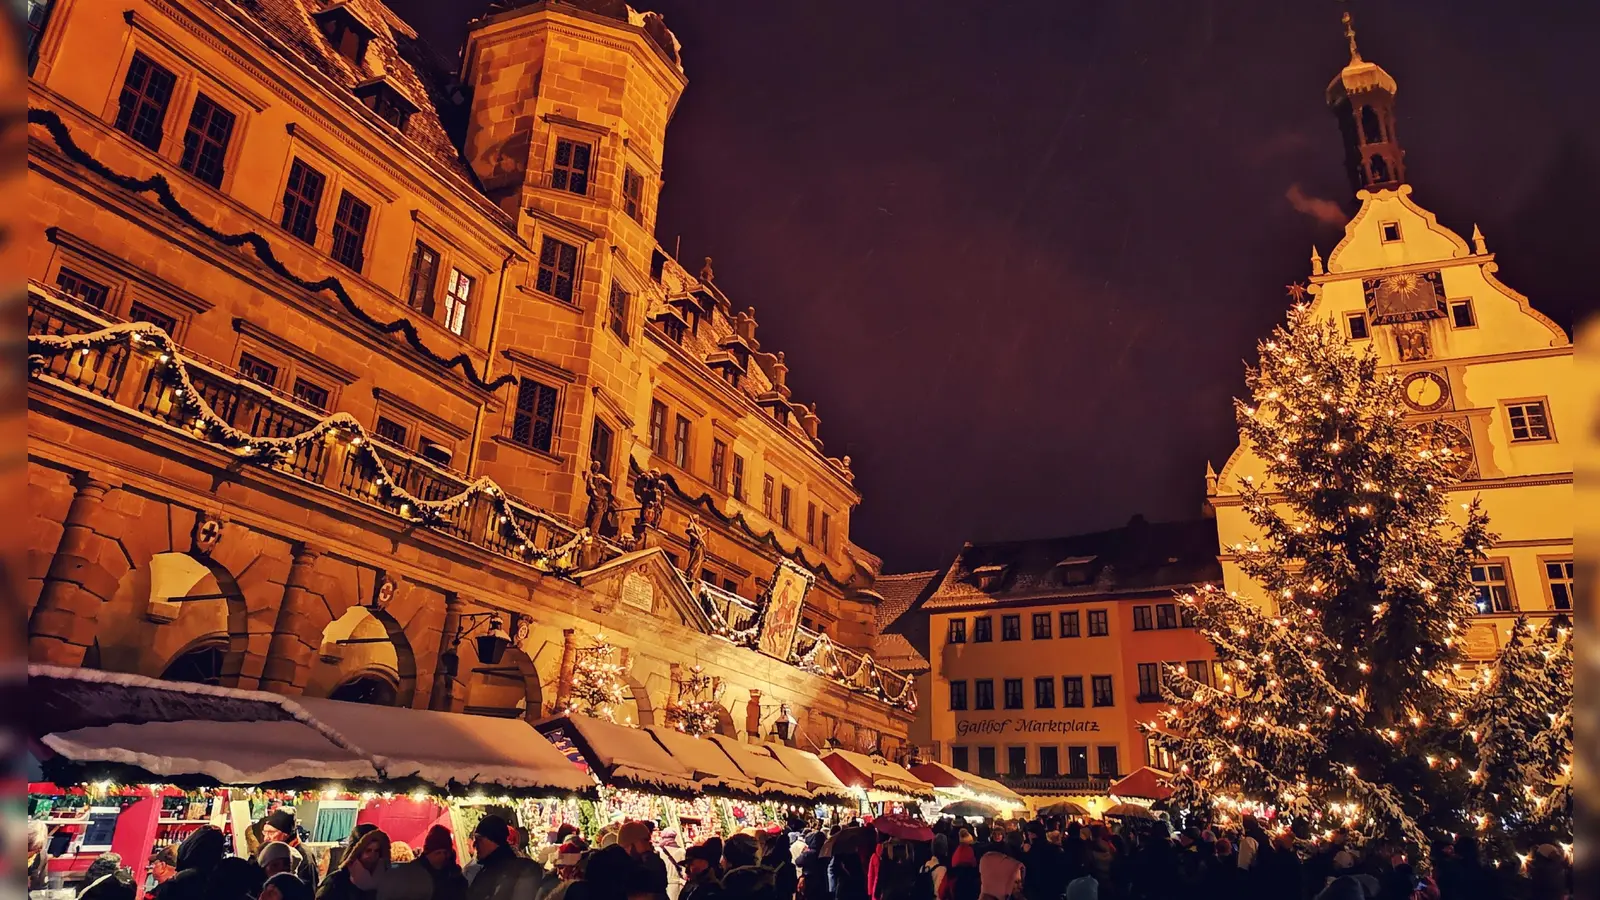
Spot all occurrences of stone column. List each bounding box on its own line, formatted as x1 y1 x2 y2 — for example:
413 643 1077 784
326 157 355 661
257 543 323 694
554 628 578 713
429 592 463 711
745 689 763 741
29 473 119 665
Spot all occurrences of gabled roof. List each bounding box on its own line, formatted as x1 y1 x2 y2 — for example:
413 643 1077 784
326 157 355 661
872 570 940 630
922 516 1221 611
872 633 929 675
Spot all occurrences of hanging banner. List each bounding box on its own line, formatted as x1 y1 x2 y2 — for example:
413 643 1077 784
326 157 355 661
757 559 814 661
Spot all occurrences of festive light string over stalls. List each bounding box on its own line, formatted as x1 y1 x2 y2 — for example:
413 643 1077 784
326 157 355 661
1143 305 1570 859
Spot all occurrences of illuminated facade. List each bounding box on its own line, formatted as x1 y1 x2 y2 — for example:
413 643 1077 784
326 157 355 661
24 0 912 756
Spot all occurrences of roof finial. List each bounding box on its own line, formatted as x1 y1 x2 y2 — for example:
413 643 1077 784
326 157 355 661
1342 11 1363 63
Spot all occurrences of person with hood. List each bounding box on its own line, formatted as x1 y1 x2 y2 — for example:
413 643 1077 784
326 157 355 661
939 845 979 900
796 832 829 900
153 825 227 900
759 830 798 900
918 835 948 900
975 846 1022 900
318 827 392 900
468 815 542 900
657 830 686 900
678 843 724 900
263 871 316 900
264 808 322 887
827 834 869 900
380 825 470 900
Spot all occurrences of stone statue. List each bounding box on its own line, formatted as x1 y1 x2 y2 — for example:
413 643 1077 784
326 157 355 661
582 460 613 536
700 256 715 284
632 468 667 545
683 515 707 581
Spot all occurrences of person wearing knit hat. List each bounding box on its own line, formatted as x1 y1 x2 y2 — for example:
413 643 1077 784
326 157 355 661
379 825 468 900
257 842 295 878
260 871 313 900
261 808 319 887
467 815 540 900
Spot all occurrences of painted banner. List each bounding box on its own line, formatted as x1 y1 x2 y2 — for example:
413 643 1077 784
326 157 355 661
757 559 814 660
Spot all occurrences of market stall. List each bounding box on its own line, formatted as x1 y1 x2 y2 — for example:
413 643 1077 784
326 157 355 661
818 749 936 811
1106 767 1174 806
908 761 1026 818
761 743 855 806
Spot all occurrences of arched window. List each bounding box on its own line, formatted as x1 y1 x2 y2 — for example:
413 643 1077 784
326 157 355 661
329 673 399 706
161 642 228 686
1368 154 1390 184
1361 106 1384 143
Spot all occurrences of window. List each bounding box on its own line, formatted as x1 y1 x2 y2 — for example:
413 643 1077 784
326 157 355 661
406 242 440 313
1156 603 1178 629
26 0 53 74
1137 663 1161 702
623 167 644 222
113 52 175 151
1062 677 1084 708
1146 735 1175 771
536 236 579 303
315 7 372 63
1032 613 1052 640
236 353 279 387
1180 606 1197 628
1097 746 1120 777
1060 611 1080 638
974 679 994 710
550 138 593 195
977 747 997 778
1132 606 1153 631
1092 675 1114 707
1450 299 1477 329
762 475 775 518
947 619 967 644
820 512 832 551
973 616 993 643
951 746 970 772
374 416 407 446
1505 401 1553 442
1001 615 1021 641
607 281 630 342
329 191 371 271
1345 312 1370 340
179 93 235 187
722 577 738 594
1007 746 1028 776
358 83 413 130
672 415 691 468
1470 562 1514 613
1380 221 1402 243
511 378 558 453
1003 678 1023 710
1185 660 1212 687
732 455 746 500
590 418 614 477
1039 746 1059 776
779 485 792 528
1545 560 1574 611
806 502 817 544
292 378 329 411
948 680 967 711
280 159 325 244
1034 676 1055 709
128 302 177 335
55 267 109 309
443 269 474 336
1088 610 1109 636
1067 746 1088 777
648 400 667 455
711 440 728 492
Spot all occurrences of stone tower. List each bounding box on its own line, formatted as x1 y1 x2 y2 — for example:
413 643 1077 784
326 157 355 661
1325 12 1404 194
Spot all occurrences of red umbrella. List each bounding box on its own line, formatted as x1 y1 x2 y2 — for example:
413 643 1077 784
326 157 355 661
872 813 934 842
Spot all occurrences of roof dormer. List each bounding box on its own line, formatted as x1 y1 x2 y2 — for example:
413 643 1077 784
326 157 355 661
353 77 417 131
313 3 376 67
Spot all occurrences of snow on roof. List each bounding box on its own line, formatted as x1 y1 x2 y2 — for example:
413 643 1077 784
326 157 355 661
761 744 853 801
541 714 699 794
820 749 935 800
706 736 812 801
872 571 939 630
42 719 379 786
27 665 313 735
293 697 592 796
644 726 760 796
909 761 1024 807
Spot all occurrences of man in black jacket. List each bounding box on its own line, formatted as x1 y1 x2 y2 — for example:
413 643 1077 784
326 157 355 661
262 808 319 887
468 815 541 900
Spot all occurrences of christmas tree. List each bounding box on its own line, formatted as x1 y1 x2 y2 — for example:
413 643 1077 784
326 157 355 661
564 635 631 722
1145 304 1492 851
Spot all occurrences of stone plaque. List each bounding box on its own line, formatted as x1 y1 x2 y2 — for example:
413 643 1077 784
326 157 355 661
1464 621 1499 659
621 566 654 612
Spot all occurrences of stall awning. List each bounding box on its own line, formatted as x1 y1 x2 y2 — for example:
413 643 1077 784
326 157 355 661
294 697 593 797
909 762 1025 808
41 720 380 786
706 736 814 803
1107 766 1173 802
761 744 854 802
27 665 308 734
536 714 700 795
645 726 760 797
820 749 935 801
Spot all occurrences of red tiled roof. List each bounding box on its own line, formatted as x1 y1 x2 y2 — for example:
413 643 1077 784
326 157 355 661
872 633 929 674
872 570 939 629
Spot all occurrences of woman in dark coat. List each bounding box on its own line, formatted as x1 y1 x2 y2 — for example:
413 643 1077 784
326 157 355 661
153 826 227 900
317 828 391 900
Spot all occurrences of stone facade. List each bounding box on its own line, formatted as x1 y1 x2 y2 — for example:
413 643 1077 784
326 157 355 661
25 0 912 758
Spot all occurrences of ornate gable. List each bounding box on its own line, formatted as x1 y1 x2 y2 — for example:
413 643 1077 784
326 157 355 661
572 548 716 634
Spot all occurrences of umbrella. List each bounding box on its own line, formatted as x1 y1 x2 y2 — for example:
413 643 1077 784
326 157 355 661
872 814 935 842
1038 801 1089 817
1103 803 1156 820
940 800 999 818
823 825 872 857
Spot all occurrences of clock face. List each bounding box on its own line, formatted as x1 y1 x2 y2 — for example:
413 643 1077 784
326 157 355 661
1421 421 1475 480
1402 371 1450 412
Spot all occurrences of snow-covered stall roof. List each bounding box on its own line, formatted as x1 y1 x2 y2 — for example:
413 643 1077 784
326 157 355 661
293 697 593 797
644 727 760 797
1107 766 1173 802
761 744 853 801
820 750 935 800
909 762 1025 808
706 736 813 802
41 720 380 786
536 714 699 794
27 665 309 734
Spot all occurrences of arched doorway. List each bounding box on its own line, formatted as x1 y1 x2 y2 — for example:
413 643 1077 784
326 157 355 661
329 672 399 706
84 550 249 684
160 640 228 686
307 607 415 706
461 647 542 720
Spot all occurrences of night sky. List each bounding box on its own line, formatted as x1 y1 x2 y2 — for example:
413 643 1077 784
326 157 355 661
390 0 1599 573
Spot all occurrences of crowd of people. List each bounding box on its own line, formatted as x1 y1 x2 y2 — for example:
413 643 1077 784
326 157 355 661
45 808 1572 900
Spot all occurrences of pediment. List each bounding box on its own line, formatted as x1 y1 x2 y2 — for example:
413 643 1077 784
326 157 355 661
572 547 716 634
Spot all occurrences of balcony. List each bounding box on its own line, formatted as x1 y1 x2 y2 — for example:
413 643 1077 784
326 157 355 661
997 774 1114 795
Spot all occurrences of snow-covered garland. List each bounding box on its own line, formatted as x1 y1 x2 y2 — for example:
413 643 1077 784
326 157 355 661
30 323 587 571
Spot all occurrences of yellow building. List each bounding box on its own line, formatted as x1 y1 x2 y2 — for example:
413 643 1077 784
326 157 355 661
1209 19 1574 656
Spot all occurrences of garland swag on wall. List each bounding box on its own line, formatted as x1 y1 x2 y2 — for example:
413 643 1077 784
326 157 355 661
29 108 517 392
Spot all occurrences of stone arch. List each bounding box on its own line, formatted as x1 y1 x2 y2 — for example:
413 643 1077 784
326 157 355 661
623 675 656 726
306 606 417 707
713 704 738 737
1360 104 1383 143
159 635 231 686
330 668 401 705
89 549 251 685
462 646 544 721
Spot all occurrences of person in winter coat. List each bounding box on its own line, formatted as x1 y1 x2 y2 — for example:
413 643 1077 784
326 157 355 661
1528 844 1571 900
720 861 777 900
975 849 1022 900
153 824 227 900
380 825 470 900
919 836 948 900
263 872 316 900
939 845 979 900
828 842 869 900
760 830 798 900
209 856 266 900
796 833 829 900
318 827 392 900
678 844 724 900
468 816 543 900
618 822 669 900
264 808 322 887
658 830 686 900
78 854 134 900
1314 875 1368 900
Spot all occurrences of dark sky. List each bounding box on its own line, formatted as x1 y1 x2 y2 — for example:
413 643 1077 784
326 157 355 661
391 0 1599 574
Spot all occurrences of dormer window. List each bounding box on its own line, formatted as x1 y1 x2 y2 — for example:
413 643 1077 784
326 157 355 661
973 564 1007 592
314 4 375 66
354 78 417 131
1055 555 1096 586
